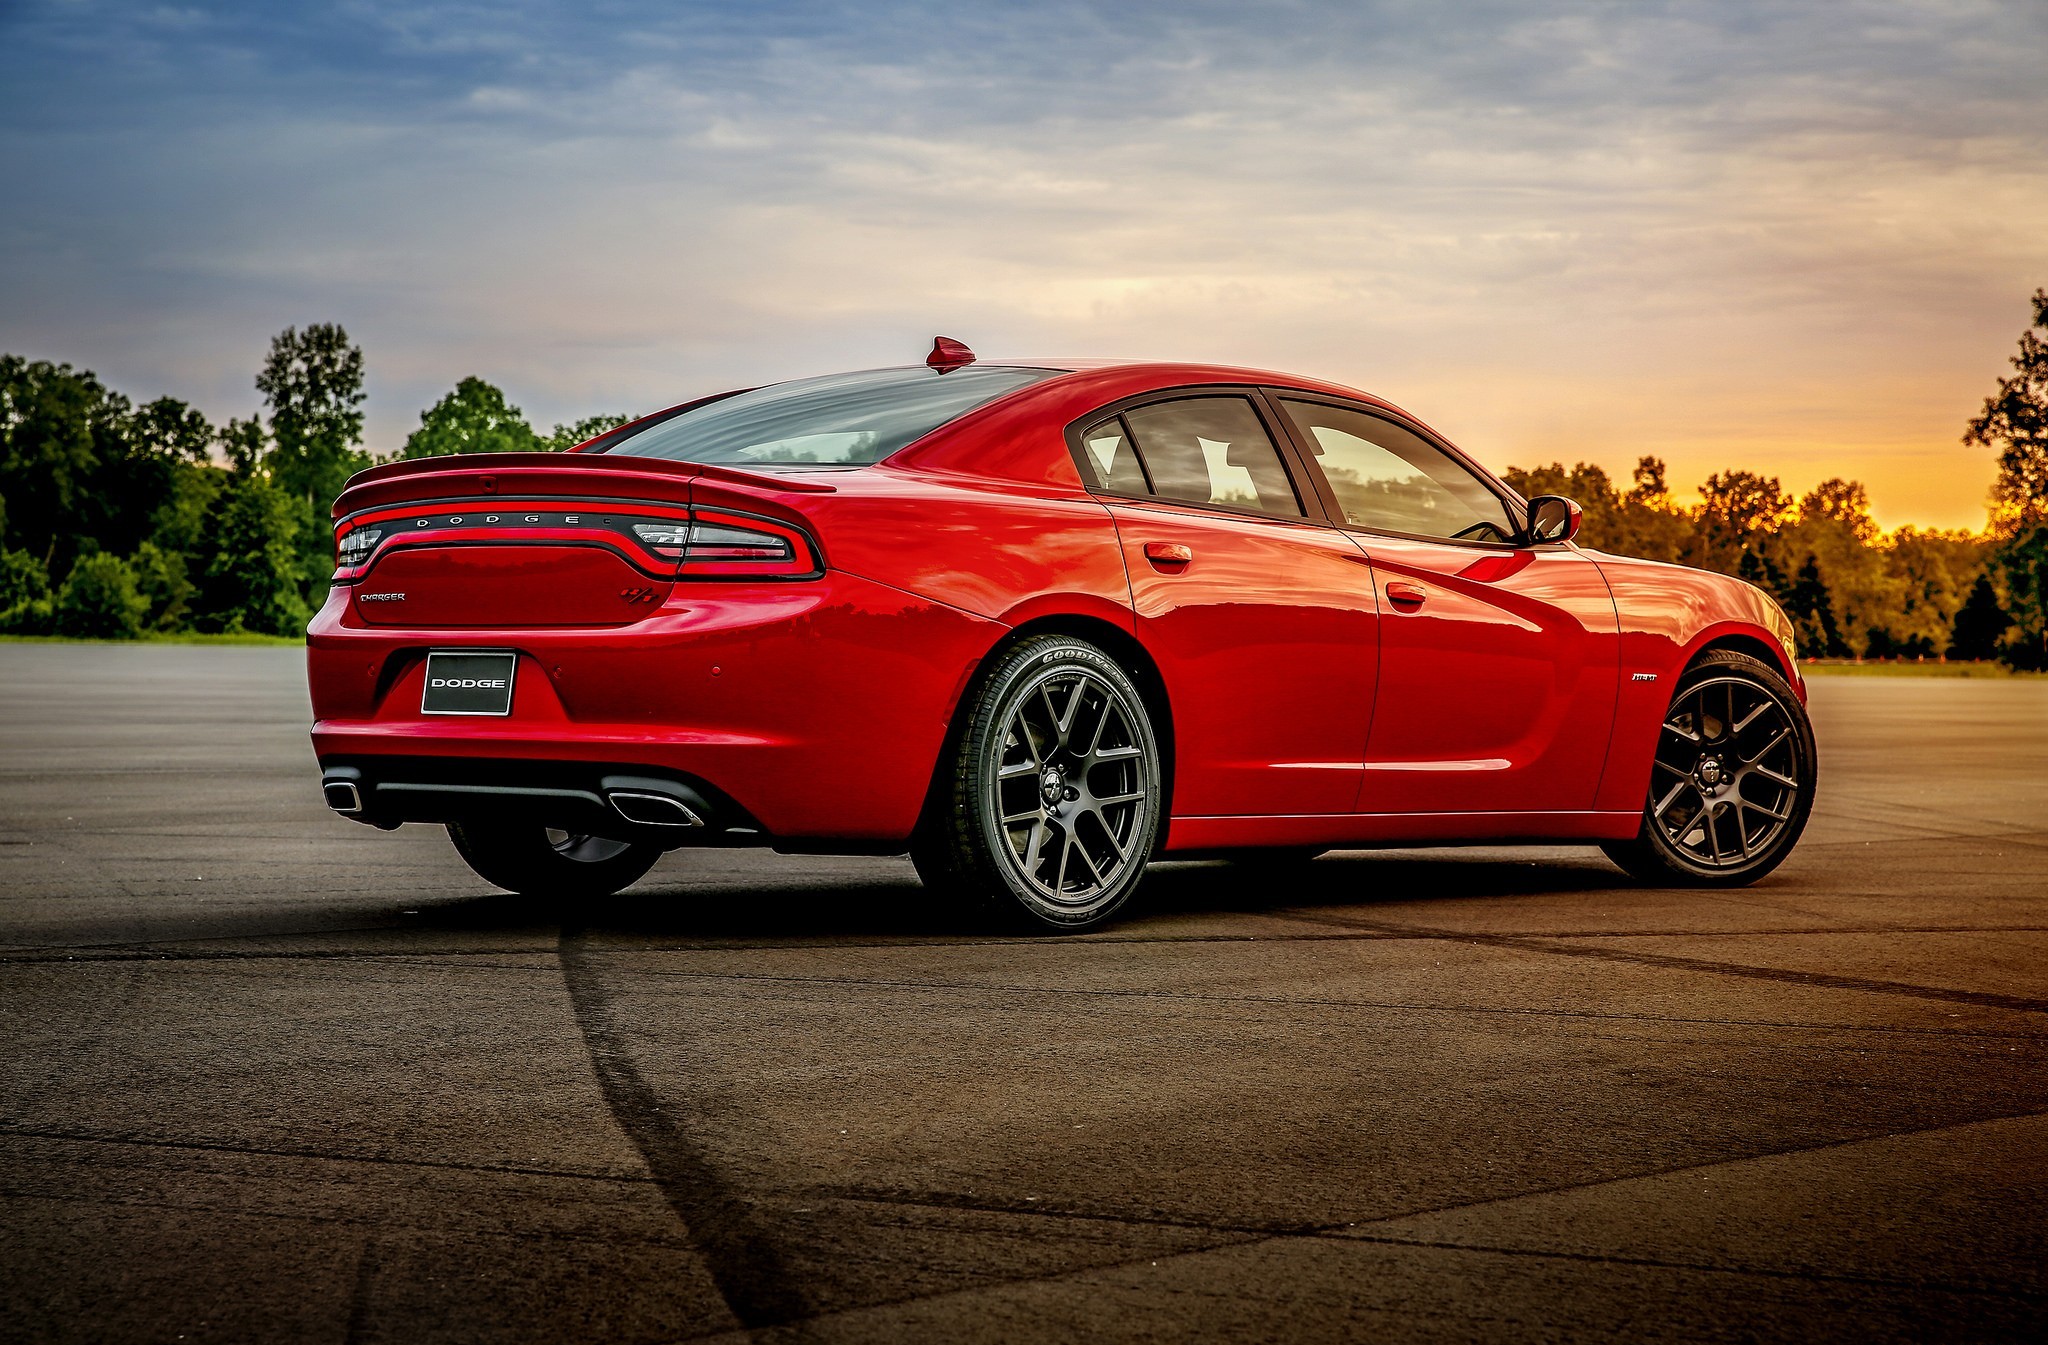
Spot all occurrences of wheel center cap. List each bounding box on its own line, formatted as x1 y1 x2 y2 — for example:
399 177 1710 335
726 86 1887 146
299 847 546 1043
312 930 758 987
1040 766 1066 806
1697 757 1725 787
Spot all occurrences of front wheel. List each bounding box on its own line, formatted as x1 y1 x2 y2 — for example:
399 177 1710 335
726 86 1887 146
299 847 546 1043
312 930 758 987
1601 650 1816 887
447 820 662 899
914 635 1164 932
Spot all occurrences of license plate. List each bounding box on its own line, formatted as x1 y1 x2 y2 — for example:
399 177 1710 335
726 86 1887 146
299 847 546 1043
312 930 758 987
421 650 517 716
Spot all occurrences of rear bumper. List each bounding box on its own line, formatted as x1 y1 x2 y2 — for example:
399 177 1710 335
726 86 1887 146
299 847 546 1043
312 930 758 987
320 756 758 847
307 570 1003 841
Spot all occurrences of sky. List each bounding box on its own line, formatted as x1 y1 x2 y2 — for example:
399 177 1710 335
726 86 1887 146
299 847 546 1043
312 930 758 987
3 0 2046 531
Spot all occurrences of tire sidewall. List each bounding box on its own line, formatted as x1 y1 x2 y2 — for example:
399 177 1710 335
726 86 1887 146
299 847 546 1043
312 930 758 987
963 638 1162 929
1637 652 1817 884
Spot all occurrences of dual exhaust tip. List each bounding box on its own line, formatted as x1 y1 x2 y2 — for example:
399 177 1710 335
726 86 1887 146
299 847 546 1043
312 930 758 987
321 768 708 830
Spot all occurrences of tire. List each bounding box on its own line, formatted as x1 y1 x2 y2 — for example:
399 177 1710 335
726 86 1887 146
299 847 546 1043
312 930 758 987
1601 650 1816 887
914 635 1164 932
446 819 662 899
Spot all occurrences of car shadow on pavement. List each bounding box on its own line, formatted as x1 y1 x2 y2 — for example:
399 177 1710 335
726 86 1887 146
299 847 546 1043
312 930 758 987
402 848 1633 943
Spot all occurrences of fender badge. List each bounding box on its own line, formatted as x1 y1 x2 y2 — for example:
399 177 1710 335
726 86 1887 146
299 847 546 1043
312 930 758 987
1631 672 1659 681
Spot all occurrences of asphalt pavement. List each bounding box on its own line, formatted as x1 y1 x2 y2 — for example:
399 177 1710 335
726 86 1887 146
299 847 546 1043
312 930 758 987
2 643 2046 1343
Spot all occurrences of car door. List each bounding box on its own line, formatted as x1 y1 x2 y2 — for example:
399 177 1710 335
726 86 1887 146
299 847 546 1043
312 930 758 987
1072 392 1380 818
1268 394 1620 816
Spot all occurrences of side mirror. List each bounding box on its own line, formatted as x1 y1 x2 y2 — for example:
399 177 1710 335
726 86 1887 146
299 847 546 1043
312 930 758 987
1525 494 1582 545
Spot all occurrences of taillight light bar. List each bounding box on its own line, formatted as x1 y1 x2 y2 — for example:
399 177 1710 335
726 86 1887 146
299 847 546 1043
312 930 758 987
332 503 821 580
664 509 820 578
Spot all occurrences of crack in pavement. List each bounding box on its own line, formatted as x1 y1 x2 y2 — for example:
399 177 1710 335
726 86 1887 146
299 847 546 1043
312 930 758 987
729 1106 2048 1336
0 1124 653 1185
1268 910 2048 1015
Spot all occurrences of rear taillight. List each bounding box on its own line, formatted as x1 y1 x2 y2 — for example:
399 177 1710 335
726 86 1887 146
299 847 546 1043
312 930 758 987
677 509 820 578
336 526 382 566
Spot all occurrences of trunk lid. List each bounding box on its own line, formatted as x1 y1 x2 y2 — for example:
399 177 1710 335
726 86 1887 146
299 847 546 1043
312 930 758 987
329 453 831 628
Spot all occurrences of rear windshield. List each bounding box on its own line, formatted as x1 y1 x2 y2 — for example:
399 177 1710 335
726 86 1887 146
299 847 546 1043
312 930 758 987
594 364 1059 467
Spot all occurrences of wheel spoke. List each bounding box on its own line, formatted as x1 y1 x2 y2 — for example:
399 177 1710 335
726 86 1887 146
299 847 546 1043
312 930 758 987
1663 716 1701 743
1740 726 1790 764
1751 763 1798 788
1653 779 1694 820
1740 797 1790 824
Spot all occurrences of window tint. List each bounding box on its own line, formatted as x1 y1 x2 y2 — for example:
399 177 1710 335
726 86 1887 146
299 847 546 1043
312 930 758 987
597 364 1057 466
1278 400 1514 542
1115 397 1303 517
1080 419 1151 494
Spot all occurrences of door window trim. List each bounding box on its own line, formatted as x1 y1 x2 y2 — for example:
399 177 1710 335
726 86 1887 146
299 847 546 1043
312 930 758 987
1258 389 1541 551
1064 385 1340 527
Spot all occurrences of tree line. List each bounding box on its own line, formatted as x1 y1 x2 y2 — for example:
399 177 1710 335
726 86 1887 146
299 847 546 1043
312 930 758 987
1503 288 2048 669
0 326 623 638
3 296 2046 665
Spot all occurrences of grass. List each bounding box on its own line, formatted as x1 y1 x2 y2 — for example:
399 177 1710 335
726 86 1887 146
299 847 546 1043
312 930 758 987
1800 659 2042 678
0 631 303 647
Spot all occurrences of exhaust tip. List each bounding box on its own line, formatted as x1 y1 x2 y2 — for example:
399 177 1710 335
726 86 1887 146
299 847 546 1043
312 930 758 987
324 781 364 814
608 790 705 828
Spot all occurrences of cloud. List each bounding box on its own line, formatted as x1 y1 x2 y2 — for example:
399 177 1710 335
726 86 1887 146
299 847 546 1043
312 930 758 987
2 0 2045 526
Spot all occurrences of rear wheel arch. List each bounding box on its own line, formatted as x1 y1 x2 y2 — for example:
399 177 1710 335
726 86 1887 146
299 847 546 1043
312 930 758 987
923 613 1176 851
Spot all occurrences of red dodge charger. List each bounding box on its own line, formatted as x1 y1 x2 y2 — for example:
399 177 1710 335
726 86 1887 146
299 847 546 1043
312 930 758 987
308 341 1815 930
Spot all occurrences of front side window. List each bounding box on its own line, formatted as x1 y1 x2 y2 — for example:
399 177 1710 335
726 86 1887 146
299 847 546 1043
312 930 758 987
597 365 1057 466
1101 396 1304 518
1277 399 1515 543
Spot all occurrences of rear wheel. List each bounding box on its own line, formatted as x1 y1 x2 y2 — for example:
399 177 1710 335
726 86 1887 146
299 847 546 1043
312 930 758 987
447 820 662 899
914 635 1163 932
1601 650 1815 887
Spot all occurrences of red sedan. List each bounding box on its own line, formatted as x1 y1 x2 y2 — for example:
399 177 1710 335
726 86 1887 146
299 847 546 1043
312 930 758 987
308 341 1816 930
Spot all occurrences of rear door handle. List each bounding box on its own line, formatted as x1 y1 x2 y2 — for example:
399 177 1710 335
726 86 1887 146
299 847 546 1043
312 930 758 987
1386 580 1427 609
1144 542 1193 570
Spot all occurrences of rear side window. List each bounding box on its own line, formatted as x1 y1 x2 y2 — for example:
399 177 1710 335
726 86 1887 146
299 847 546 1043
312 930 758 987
1087 396 1303 518
1277 399 1515 542
597 364 1058 467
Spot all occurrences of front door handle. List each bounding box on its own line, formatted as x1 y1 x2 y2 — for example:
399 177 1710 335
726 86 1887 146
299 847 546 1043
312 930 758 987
1144 542 1193 571
1386 580 1427 610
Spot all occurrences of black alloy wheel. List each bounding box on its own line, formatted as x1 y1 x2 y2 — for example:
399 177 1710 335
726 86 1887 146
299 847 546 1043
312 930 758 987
1602 649 1816 886
914 635 1163 931
447 819 662 899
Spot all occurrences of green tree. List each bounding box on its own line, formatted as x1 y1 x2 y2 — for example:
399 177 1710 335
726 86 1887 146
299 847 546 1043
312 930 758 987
1689 470 1792 587
1948 572 2013 661
0 356 107 571
1784 554 1844 657
127 540 194 631
0 547 52 633
1965 288 2048 538
193 418 309 636
1995 525 2048 670
544 413 631 451
54 552 148 639
397 377 540 459
256 324 367 593
1610 457 1694 563
1783 479 1895 657
1883 528 1988 658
